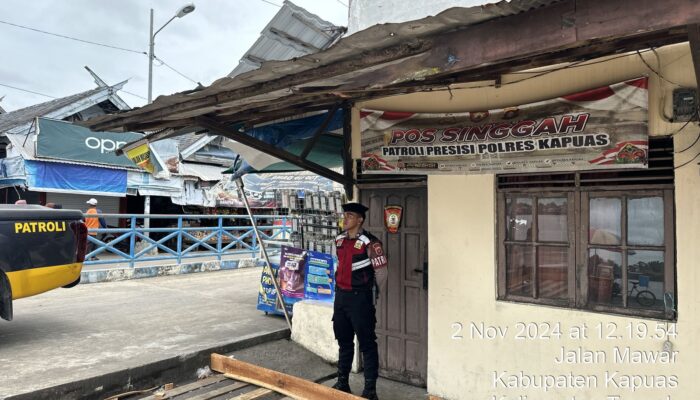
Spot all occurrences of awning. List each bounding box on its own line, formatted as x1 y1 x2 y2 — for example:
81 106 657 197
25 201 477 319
221 110 345 178
81 0 700 193
179 162 226 181
24 160 127 197
242 172 336 193
127 171 184 197
84 0 698 135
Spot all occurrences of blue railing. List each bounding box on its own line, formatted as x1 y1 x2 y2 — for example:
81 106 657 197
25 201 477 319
82 213 291 267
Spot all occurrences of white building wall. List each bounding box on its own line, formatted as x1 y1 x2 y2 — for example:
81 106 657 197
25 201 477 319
354 43 699 399
348 0 489 33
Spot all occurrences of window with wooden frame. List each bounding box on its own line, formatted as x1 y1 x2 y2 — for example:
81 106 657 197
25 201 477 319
496 137 676 320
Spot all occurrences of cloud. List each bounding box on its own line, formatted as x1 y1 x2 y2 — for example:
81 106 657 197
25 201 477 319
0 0 348 111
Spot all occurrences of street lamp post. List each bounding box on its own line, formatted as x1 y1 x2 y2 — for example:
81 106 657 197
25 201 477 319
145 3 195 239
147 3 195 104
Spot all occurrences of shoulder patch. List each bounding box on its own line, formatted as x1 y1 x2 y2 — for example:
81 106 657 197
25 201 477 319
357 234 371 245
368 242 388 269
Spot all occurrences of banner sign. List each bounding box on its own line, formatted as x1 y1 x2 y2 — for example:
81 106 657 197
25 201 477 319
279 246 307 299
36 118 144 168
304 251 335 301
125 143 155 173
360 78 649 175
257 262 297 315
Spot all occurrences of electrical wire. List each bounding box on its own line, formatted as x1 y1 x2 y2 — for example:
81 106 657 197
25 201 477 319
153 55 200 85
674 150 700 169
335 0 349 7
0 82 56 99
636 50 683 87
260 0 282 7
121 90 148 101
507 49 653 74
0 18 200 102
0 19 147 56
675 129 700 153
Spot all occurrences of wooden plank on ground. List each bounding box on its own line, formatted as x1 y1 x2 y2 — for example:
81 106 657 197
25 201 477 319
210 354 363 400
140 375 228 399
185 381 249 400
227 387 273 400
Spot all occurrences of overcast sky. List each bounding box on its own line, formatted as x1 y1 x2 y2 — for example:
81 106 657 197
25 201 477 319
0 0 348 112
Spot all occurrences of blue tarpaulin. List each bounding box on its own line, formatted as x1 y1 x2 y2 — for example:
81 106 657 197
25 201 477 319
24 160 127 196
225 110 345 179
0 157 27 188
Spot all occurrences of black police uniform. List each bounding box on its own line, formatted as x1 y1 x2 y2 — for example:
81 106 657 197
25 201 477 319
332 203 388 399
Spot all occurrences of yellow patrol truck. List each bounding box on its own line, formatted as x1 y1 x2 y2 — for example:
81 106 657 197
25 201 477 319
0 205 87 321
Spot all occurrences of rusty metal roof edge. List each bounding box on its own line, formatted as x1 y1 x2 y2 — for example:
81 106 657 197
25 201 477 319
83 0 563 129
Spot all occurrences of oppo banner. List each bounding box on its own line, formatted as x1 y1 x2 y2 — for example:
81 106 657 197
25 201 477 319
360 78 649 175
36 118 143 168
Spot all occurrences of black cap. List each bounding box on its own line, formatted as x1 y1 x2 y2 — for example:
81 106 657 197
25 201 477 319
342 202 368 219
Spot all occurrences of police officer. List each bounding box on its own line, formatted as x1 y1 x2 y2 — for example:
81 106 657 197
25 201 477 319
332 202 388 400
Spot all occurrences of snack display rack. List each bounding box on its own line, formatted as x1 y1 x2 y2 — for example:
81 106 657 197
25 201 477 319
277 189 344 255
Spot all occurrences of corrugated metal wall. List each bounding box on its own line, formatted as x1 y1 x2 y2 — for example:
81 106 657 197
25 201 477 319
45 193 121 226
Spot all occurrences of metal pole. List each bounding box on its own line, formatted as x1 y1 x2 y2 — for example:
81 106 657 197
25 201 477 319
144 195 151 239
236 178 292 330
148 8 154 104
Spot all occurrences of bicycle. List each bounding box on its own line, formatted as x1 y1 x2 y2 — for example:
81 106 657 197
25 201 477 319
611 279 656 307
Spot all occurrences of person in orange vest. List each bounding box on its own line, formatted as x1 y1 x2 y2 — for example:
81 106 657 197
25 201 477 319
84 198 106 260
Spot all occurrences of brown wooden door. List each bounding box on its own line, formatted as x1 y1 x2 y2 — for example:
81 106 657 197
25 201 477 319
361 186 428 386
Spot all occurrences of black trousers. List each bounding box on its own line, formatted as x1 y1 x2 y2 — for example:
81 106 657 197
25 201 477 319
332 288 378 381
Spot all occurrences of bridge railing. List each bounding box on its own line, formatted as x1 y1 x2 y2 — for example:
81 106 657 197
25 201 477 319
82 213 291 267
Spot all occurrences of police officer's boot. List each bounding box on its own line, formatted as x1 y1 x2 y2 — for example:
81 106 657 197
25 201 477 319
361 379 378 400
332 373 352 394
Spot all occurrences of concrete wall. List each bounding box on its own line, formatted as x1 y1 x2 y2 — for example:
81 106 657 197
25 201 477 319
291 300 361 372
355 43 700 399
348 0 488 33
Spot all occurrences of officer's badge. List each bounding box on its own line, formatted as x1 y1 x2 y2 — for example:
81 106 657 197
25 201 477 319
384 205 403 234
354 240 363 249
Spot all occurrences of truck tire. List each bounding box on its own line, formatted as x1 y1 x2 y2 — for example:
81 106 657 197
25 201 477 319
0 272 13 321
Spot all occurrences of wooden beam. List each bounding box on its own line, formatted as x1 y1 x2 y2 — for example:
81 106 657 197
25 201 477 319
688 24 700 88
342 102 354 200
299 103 340 159
343 0 699 90
210 354 364 400
195 116 352 185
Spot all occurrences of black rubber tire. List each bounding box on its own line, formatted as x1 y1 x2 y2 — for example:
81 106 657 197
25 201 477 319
636 290 656 307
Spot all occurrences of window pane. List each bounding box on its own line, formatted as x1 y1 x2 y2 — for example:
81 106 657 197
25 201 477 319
506 245 533 297
628 197 664 246
589 198 621 245
627 250 664 311
588 248 622 307
538 246 568 300
507 197 533 241
538 198 568 242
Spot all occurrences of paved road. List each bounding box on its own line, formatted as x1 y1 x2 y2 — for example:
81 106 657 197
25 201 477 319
0 268 286 399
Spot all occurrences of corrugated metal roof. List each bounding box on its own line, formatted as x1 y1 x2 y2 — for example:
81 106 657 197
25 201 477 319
86 0 694 137
0 88 103 133
0 82 129 134
229 0 344 78
174 0 344 161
